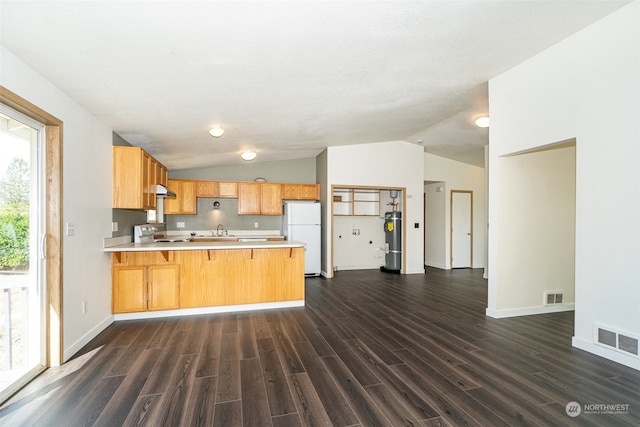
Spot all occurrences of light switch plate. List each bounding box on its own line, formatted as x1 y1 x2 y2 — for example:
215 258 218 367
176 222 185 228
65 222 75 236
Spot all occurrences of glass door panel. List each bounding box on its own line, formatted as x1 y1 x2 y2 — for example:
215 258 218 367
0 107 45 401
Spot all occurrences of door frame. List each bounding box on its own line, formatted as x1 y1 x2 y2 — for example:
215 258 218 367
450 190 473 268
1 86 63 369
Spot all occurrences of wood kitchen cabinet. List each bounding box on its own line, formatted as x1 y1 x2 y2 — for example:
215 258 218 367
112 252 180 314
282 183 319 201
238 182 282 215
164 179 197 214
113 146 168 209
217 181 238 198
178 247 304 308
195 180 239 198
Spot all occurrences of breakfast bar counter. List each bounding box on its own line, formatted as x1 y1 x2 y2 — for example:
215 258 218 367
104 240 306 320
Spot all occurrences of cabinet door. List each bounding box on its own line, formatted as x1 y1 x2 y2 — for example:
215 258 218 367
196 181 218 197
300 184 319 200
260 183 283 215
282 184 301 200
148 265 180 311
238 182 261 215
113 146 144 209
113 266 147 313
218 181 238 198
165 180 197 214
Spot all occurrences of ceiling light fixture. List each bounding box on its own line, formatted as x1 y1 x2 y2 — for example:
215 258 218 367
208 124 225 138
474 116 490 128
241 150 257 161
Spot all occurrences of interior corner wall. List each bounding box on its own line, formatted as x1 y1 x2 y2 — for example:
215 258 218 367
487 1 640 370
424 153 486 270
324 141 425 276
1 45 114 361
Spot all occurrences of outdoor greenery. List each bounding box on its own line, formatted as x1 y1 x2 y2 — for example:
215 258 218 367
0 158 30 270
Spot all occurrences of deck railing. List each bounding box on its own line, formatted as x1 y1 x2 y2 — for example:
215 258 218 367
0 272 28 372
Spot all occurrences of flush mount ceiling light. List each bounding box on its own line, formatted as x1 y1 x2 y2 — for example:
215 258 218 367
241 150 257 161
474 116 490 128
208 124 225 138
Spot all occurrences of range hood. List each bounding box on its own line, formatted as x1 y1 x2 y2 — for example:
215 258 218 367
156 184 176 198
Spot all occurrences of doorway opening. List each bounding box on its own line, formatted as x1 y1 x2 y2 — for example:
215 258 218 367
330 186 405 276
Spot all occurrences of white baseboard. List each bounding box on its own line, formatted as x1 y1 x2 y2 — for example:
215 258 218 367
486 303 575 318
572 337 640 371
425 261 447 269
113 300 305 321
64 315 114 362
405 268 426 274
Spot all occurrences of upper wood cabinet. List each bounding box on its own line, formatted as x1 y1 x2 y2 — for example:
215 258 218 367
282 183 319 201
261 183 283 215
218 181 238 198
237 182 261 215
164 179 197 215
237 182 283 215
113 146 168 209
195 180 238 198
196 181 218 197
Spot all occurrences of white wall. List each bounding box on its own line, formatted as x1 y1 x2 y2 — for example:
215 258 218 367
1 46 114 361
333 216 385 270
492 144 576 315
488 1 640 370
324 141 425 276
424 153 486 269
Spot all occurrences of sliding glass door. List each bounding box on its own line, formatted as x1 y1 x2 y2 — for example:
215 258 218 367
0 105 46 402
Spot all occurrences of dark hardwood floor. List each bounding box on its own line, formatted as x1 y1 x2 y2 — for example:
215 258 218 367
1 267 639 426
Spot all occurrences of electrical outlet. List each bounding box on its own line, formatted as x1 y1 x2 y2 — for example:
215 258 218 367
176 222 185 228
65 222 75 236
254 222 259 228
112 221 118 232
352 229 360 235
82 300 87 314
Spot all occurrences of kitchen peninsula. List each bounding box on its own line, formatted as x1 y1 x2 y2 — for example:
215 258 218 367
104 240 305 320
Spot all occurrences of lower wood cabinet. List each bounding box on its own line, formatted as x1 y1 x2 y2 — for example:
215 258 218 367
111 247 304 314
112 254 180 313
178 247 304 308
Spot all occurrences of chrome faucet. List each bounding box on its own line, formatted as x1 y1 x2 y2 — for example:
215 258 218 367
216 223 224 236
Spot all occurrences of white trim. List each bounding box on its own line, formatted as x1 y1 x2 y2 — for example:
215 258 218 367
572 337 640 371
486 303 575 319
63 315 114 362
405 268 426 275
113 300 305 321
425 262 448 270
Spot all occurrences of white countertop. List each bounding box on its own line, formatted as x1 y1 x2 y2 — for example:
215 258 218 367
104 239 304 253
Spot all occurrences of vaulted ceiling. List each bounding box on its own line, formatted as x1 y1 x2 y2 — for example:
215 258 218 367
0 1 629 169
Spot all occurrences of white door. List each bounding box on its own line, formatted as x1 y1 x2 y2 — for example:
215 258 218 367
451 191 472 268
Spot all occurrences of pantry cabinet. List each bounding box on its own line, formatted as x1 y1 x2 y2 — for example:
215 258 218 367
113 146 168 209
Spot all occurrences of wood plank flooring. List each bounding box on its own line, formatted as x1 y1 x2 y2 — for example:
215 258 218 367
1 267 639 426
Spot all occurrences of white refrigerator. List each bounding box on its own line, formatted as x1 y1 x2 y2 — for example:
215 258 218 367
283 201 321 276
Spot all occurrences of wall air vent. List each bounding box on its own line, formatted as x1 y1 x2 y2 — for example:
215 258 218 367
594 324 639 358
543 291 564 306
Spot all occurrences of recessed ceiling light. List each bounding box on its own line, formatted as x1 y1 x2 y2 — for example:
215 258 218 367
241 150 257 161
208 124 224 138
474 116 490 128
